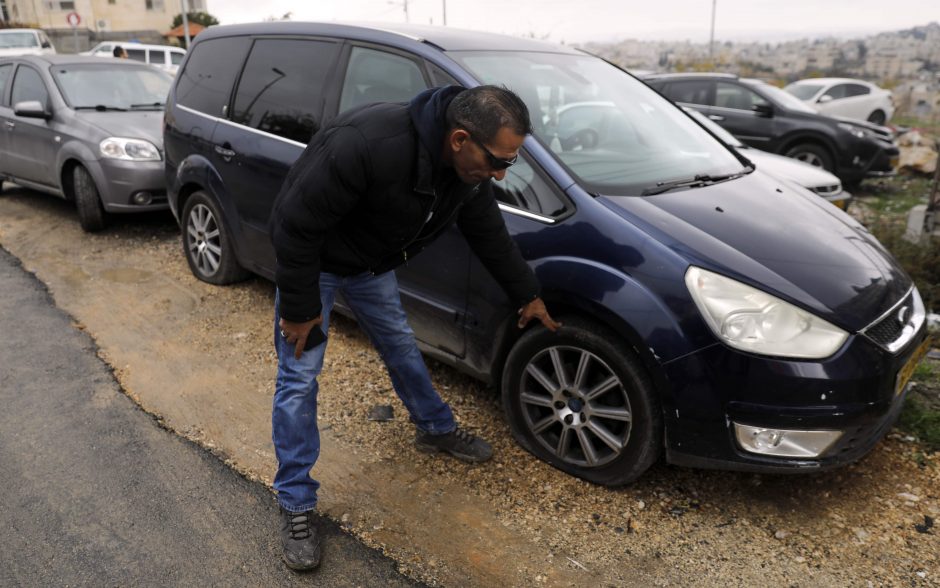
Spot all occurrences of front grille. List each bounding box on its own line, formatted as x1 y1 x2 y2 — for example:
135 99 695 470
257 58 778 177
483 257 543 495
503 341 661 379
811 184 842 196
861 289 917 352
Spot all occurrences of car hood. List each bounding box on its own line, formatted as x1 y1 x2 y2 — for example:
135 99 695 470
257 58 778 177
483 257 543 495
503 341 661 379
74 110 165 148
598 171 910 332
741 148 841 190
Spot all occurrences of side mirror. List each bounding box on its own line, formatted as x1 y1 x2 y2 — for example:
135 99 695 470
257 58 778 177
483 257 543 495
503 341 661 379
14 100 50 119
818 95 834 104
752 103 774 117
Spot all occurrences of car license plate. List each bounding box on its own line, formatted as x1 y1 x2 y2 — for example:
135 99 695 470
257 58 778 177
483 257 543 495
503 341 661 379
832 199 847 210
896 336 933 396
890 156 899 169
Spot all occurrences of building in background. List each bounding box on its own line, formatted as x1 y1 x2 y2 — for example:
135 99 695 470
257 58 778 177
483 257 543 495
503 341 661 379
0 0 208 52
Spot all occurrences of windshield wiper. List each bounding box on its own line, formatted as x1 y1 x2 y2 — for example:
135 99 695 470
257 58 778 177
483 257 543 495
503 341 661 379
641 167 753 196
74 105 128 112
130 102 165 109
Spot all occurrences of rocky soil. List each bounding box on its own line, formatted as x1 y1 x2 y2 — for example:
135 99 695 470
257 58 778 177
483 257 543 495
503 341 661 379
0 189 938 587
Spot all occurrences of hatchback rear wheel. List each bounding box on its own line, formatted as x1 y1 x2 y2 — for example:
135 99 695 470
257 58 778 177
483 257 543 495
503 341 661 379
501 317 662 486
867 110 886 126
181 191 248 284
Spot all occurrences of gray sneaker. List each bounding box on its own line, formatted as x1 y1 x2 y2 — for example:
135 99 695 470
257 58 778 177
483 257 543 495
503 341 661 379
415 427 493 463
279 508 321 571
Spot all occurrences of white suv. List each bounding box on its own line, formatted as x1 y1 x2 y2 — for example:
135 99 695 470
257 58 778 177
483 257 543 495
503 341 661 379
82 42 185 73
0 29 56 57
785 77 894 125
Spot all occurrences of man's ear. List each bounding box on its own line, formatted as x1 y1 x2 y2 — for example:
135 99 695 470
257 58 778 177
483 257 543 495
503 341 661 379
448 128 471 152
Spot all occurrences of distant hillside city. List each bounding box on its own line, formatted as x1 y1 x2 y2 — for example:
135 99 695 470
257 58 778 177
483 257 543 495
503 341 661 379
582 21 940 120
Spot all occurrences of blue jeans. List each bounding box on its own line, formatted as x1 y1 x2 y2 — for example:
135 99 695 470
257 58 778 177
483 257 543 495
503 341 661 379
272 270 456 512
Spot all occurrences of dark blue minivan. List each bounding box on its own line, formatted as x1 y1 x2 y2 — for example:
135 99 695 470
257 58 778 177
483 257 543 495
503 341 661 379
163 22 931 485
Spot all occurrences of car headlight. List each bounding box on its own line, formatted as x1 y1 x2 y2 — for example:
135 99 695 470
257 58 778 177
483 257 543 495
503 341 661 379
685 267 848 359
837 122 870 140
99 137 161 161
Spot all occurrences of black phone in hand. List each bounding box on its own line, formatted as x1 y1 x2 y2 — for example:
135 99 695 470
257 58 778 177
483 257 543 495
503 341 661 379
303 326 327 351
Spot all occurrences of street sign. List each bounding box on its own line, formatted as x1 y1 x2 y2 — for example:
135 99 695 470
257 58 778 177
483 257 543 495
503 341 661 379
66 12 81 28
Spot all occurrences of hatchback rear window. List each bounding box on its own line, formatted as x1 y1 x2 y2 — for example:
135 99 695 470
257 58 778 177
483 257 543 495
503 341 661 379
230 38 340 143
176 36 251 117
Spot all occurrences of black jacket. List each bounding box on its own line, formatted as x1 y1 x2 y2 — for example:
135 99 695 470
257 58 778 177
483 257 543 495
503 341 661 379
270 86 540 322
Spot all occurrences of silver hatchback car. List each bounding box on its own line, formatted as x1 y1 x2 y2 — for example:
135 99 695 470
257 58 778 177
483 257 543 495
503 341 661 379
0 55 172 231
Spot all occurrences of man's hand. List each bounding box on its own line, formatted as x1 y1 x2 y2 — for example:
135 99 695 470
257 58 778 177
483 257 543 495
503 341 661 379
279 316 324 360
517 297 562 332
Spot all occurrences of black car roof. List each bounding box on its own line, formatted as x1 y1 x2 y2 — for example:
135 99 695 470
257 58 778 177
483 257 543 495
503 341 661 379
196 21 581 54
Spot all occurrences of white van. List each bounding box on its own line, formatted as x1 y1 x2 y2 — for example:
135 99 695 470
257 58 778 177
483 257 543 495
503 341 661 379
82 42 185 73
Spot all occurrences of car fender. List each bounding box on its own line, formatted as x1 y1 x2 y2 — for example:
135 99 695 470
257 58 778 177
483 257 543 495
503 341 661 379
526 255 704 395
55 140 107 197
170 152 249 261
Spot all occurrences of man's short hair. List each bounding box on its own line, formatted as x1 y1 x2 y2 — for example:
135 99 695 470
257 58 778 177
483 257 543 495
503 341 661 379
112 45 125 57
446 85 533 143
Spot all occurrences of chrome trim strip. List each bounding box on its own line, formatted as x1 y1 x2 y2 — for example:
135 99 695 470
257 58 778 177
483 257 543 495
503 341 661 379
177 103 219 122
496 202 557 224
217 117 308 148
176 104 308 149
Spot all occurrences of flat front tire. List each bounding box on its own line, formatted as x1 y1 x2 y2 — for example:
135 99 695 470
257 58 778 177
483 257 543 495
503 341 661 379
501 317 662 486
181 191 248 284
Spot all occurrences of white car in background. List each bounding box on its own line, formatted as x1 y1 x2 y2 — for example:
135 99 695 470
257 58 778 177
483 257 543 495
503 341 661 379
784 78 894 126
81 42 185 73
0 29 56 57
684 107 852 211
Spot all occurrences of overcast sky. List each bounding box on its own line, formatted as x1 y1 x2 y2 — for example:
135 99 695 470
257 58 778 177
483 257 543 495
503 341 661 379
204 0 939 44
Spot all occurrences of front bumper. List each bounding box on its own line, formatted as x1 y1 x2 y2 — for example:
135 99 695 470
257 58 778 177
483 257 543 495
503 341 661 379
95 158 168 213
661 324 930 473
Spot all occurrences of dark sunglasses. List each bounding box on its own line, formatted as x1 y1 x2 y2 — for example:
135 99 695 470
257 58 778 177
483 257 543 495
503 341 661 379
468 133 518 171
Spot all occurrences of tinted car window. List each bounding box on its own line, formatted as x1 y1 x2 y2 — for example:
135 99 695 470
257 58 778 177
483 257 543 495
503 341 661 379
170 51 184 65
844 83 870 97
428 62 459 86
339 47 428 113
715 82 767 110
0 64 13 103
126 48 147 63
490 154 570 218
665 80 713 105
824 84 847 99
230 38 339 144
11 66 48 107
176 36 251 117
150 49 167 65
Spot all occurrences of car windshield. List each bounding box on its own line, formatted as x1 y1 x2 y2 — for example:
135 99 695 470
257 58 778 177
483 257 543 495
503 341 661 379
784 83 824 101
747 80 817 113
449 51 746 196
51 64 173 110
0 32 38 48
682 107 744 147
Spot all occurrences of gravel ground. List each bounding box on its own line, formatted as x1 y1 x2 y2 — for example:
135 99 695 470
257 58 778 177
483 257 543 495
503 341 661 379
1 190 938 587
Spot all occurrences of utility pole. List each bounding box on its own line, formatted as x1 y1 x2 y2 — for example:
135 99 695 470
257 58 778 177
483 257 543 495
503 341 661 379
442 0 447 26
404 0 409 23
181 0 191 49
709 0 717 58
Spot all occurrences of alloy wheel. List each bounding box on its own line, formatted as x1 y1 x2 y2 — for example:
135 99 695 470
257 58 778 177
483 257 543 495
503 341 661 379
793 151 824 167
518 346 632 468
186 203 223 277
